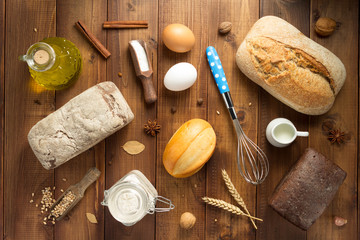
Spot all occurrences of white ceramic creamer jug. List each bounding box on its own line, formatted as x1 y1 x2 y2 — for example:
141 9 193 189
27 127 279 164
266 118 309 148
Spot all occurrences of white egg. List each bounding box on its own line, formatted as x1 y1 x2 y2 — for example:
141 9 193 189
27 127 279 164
164 62 197 91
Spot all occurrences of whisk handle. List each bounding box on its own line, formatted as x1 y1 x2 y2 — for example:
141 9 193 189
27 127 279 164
206 46 229 94
222 92 237 120
206 46 237 120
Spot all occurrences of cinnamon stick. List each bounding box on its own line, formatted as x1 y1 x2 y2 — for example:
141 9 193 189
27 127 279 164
75 20 111 59
103 20 148 29
104 20 148 25
103 24 148 29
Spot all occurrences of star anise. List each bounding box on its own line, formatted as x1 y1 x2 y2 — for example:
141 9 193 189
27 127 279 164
328 129 345 144
144 119 161 137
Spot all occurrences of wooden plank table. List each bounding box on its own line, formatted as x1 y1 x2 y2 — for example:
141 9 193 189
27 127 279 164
1 0 358 239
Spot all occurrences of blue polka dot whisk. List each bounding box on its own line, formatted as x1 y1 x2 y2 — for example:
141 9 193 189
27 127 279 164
206 46 269 185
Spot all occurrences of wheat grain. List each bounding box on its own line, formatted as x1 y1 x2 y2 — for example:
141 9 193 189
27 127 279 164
222 169 257 229
202 197 263 221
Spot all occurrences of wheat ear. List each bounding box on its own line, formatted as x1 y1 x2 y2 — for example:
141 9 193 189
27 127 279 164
222 169 257 229
202 197 263 221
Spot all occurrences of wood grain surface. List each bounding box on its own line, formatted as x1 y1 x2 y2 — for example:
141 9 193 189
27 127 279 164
0 0 4 238
308 0 358 239
257 1 309 240
206 0 259 239
156 1 207 239
4 1 56 239
105 0 158 239
54 0 107 239
1 0 359 239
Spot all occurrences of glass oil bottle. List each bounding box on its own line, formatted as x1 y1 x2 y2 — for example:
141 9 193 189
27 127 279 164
20 37 82 90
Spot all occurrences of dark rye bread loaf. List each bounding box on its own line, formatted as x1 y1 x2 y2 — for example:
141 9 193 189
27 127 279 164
269 148 346 230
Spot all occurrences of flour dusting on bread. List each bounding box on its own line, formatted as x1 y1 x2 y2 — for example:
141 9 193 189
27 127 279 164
236 16 346 115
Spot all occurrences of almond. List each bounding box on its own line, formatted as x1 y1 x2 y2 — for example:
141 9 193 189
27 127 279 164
334 216 347 226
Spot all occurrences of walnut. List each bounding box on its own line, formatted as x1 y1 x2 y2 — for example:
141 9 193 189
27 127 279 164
180 212 196 230
315 17 336 37
219 22 232 34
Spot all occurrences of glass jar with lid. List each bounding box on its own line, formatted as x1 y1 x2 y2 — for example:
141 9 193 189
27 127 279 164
101 170 174 226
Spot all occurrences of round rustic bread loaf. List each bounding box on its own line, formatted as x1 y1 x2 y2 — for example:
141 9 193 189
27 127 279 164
236 16 346 115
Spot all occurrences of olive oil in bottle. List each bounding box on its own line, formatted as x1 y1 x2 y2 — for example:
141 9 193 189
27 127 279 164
20 37 82 90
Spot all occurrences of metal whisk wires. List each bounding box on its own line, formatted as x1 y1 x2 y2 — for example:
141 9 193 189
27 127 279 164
233 120 269 185
206 46 269 185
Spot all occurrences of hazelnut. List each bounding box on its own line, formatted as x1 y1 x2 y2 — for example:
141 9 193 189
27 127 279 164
334 216 347 226
315 17 336 37
180 212 196 230
219 22 232 34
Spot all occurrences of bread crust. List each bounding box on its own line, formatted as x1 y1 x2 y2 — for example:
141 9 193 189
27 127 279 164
269 148 346 230
28 81 134 169
236 16 346 115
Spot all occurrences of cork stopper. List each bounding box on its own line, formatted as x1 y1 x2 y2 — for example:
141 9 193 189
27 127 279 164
33 49 50 65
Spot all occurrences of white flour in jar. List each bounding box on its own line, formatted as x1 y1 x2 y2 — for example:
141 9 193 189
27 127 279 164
102 170 174 226
118 191 140 214
130 40 150 72
107 185 146 225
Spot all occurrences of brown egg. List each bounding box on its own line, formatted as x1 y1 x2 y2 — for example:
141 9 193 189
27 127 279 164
162 24 195 53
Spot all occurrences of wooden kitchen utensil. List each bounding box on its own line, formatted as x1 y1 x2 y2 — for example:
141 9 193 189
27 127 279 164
129 40 157 104
49 167 101 221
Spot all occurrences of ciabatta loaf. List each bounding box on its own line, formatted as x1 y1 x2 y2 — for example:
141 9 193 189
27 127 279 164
28 81 134 169
236 16 346 115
